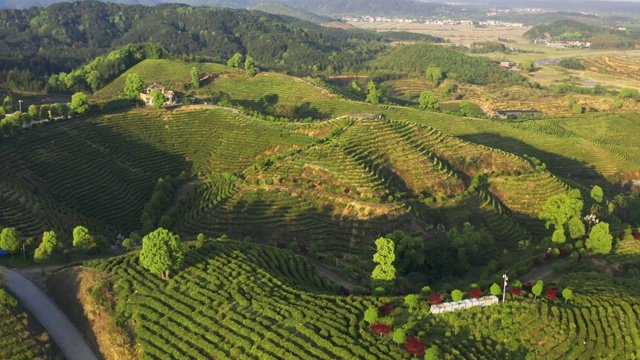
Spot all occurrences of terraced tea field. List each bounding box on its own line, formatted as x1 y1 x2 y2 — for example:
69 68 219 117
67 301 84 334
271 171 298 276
0 288 59 359
68 239 640 359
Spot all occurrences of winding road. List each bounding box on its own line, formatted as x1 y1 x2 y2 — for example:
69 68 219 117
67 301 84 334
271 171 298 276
1 267 98 360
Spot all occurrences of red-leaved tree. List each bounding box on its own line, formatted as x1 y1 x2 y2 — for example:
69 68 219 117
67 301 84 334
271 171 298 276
379 304 394 316
404 336 425 357
546 286 557 300
510 287 522 296
370 323 392 338
428 292 441 305
469 287 483 299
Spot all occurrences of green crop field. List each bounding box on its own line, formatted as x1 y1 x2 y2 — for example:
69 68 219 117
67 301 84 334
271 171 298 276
0 287 58 359
66 238 640 359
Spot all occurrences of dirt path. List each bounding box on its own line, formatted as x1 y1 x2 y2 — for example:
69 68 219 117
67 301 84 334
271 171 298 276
2 266 99 360
313 261 358 291
518 259 571 284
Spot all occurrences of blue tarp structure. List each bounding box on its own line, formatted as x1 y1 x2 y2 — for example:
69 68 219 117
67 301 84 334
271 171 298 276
0 250 8 256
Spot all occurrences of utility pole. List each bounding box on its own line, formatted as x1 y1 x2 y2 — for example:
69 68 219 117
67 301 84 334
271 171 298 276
18 99 23 113
502 274 508 303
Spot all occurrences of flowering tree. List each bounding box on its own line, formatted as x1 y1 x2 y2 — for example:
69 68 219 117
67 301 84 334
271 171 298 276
510 287 522 296
378 304 394 316
469 287 483 299
546 286 557 300
369 323 392 338
428 292 441 305
404 337 425 357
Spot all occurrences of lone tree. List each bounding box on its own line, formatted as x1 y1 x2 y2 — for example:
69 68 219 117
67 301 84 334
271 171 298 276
424 346 441 360
590 185 604 203
124 73 145 99
490 283 501 296
551 227 567 244
405 294 418 312
0 227 21 256
151 89 166 113
425 67 443 87
366 81 383 105
227 53 243 68
451 289 463 302
567 216 586 240
28 104 39 121
419 90 439 111
72 225 92 250
532 280 544 300
459 100 473 117
244 55 258 77
586 222 613 254
364 307 378 325
562 288 573 303
371 237 396 289
190 67 200 88
69 92 90 115
392 328 406 347
140 228 184 279
34 231 57 264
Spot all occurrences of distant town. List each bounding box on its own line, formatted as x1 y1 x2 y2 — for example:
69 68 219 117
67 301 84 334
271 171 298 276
343 16 526 27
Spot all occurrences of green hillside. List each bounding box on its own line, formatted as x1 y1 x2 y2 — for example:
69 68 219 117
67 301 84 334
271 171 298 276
54 237 640 359
0 286 59 359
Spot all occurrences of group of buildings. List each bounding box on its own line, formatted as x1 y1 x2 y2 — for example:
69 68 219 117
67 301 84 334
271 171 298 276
534 38 591 49
343 16 524 27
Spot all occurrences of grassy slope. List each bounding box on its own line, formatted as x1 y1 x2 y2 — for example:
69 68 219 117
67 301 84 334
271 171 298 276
54 238 640 359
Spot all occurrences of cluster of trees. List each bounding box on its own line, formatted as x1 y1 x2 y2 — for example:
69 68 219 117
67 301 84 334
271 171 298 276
372 43 529 86
539 187 615 255
139 174 187 235
227 53 258 77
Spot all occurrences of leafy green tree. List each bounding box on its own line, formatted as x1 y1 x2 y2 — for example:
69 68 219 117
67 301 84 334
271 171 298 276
586 222 613 254
190 66 200 88
122 238 133 250
386 230 425 275
28 104 38 121
567 216 586 239
140 228 184 279
459 100 472 117
405 294 418 311
539 190 583 229
619 88 639 99
490 283 501 296
2 96 11 113
197 233 206 242
393 328 406 347
425 67 443 87
151 89 165 112
86 70 101 92
227 53 243 68
532 280 543 300
440 82 454 98
590 185 603 203
364 307 378 325
72 226 92 250
419 90 439 111
521 60 535 71
124 73 145 99
0 227 21 255
424 346 441 360
39 105 49 120
551 227 566 244
562 288 573 303
366 81 382 105
49 103 61 118
69 92 90 114
451 289 463 302
572 104 584 115
447 223 495 272
34 231 57 264
245 55 258 77
0 107 5 120
371 237 396 289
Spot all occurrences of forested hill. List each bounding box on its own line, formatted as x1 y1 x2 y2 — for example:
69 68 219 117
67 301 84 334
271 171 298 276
524 19 639 49
0 0 462 17
0 0 397 90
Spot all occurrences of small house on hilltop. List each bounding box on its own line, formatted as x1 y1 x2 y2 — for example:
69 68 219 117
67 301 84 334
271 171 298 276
140 83 177 107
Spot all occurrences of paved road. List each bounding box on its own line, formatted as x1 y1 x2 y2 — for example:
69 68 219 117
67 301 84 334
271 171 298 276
1 267 99 360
